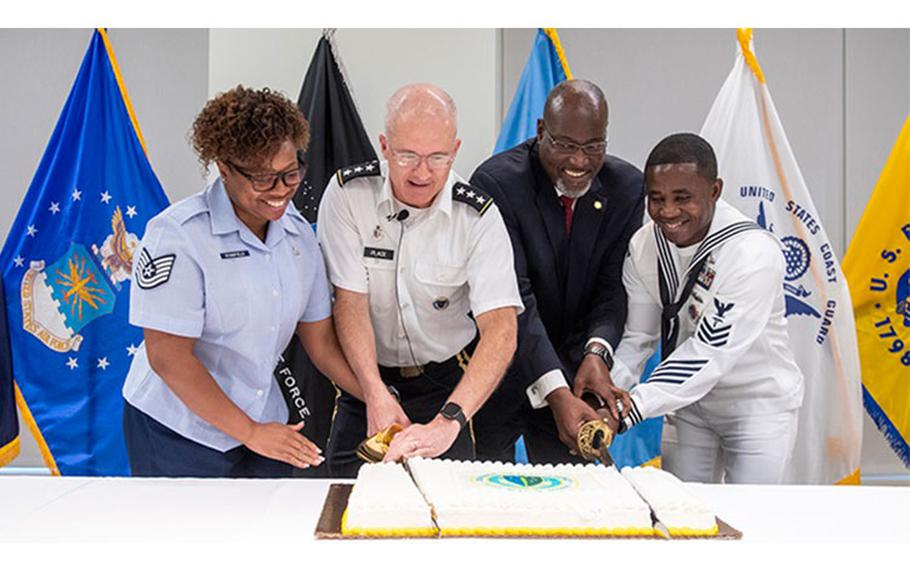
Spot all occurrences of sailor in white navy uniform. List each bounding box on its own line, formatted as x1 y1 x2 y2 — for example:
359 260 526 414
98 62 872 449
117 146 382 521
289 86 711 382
609 133 804 484
122 86 362 477
317 83 521 477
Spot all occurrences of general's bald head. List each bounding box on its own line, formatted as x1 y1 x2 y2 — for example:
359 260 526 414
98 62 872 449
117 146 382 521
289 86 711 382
543 79 608 131
384 83 458 137
380 83 461 209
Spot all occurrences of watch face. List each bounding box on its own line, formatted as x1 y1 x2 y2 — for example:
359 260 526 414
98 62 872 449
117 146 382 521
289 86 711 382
587 344 606 356
442 402 462 418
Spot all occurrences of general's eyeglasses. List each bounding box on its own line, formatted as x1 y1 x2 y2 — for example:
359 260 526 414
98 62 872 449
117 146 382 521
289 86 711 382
227 160 307 192
390 149 455 170
543 128 608 157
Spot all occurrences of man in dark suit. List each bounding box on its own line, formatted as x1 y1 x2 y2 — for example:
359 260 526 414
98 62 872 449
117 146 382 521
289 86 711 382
470 80 644 464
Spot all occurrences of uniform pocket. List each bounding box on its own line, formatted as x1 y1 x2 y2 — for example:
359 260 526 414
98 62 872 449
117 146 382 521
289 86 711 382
414 262 467 312
414 262 466 287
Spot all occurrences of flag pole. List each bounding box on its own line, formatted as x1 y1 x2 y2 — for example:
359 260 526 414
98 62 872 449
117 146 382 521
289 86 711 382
739 29 861 483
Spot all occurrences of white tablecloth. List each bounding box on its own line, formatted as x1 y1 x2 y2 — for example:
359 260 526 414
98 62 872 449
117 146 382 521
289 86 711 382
1 476 907 545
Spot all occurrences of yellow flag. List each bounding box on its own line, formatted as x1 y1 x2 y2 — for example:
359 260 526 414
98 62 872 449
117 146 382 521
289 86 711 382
843 115 910 467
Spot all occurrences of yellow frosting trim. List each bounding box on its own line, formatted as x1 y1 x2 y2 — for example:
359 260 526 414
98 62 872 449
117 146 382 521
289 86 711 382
340 508 439 537
441 526 658 537
667 525 719 537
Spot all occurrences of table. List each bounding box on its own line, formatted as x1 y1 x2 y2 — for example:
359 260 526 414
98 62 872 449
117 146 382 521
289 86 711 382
1 477 906 560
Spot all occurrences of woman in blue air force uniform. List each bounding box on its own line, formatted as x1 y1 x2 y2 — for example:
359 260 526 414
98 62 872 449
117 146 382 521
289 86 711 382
122 86 362 477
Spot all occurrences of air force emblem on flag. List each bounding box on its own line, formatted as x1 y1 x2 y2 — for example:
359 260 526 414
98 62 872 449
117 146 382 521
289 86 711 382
20 243 116 353
18 208 140 354
136 248 176 289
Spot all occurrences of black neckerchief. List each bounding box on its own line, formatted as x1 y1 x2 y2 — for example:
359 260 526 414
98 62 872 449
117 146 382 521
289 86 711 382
655 220 762 359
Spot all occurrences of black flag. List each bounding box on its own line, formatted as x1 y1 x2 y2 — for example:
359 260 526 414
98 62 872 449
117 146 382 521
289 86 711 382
294 30 377 222
274 30 376 478
1 278 20 468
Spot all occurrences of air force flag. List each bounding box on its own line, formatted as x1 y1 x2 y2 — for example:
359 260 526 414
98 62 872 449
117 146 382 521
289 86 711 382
0 29 169 475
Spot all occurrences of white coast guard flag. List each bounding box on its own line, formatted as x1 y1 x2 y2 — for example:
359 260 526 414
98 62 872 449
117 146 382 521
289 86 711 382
700 29 863 484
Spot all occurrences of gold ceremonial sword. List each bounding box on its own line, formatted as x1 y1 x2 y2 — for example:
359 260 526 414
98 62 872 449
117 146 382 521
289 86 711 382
576 391 617 466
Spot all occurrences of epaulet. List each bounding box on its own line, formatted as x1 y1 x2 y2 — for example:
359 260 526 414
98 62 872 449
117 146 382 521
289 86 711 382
336 160 381 186
452 182 494 216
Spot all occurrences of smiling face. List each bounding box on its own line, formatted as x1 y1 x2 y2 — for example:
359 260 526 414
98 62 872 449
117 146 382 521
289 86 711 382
217 139 300 239
536 96 608 198
645 162 722 247
380 113 460 209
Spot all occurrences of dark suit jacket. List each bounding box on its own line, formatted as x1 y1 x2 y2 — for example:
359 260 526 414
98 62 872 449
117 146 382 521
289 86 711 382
470 138 644 418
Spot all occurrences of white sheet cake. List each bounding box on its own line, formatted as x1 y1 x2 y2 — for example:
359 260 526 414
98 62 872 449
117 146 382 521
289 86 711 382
341 458 719 538
405 457 655 536
621 465 718 536
341 461 436 537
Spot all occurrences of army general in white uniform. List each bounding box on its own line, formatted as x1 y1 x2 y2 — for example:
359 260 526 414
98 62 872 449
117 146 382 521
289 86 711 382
318 83 522 477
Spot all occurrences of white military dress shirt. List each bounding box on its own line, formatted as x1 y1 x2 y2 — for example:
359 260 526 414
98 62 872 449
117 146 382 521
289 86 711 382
611 199 804 430
123 178 332 451
317 160 523 367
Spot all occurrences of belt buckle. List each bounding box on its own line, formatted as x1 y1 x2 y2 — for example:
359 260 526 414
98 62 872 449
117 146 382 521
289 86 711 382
400 365 423 378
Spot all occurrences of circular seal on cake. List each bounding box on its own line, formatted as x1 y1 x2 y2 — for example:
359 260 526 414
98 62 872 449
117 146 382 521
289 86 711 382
473 473 574 491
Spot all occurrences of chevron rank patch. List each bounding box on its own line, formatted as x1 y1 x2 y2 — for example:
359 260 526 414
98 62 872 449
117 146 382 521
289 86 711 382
696 298 736 347
452 182 493 215
336 160 381 186
135 248 176 289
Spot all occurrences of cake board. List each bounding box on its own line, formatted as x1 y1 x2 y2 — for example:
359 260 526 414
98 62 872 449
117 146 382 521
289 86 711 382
314 483 743 540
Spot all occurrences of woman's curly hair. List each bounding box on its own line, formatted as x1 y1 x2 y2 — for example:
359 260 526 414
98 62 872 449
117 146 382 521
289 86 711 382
191 85 310 170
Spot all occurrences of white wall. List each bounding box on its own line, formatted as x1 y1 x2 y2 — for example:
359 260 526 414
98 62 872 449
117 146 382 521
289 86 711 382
208 29 500 185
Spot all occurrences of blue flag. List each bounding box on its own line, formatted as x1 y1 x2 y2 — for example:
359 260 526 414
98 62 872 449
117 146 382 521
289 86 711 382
0 29 169 475
0 278 18 468
494 28 572 154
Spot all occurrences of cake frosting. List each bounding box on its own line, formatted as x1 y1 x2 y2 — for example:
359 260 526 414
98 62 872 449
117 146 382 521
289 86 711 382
341 458 719 538
341 461 436 537
406 457 655 536
621 466 718 536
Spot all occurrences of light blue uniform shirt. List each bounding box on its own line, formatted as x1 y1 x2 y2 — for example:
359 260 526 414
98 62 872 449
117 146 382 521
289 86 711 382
123 179 332 451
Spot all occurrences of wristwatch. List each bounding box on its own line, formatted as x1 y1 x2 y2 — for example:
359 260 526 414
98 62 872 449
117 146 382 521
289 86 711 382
584 342 614 371
439 402 467 430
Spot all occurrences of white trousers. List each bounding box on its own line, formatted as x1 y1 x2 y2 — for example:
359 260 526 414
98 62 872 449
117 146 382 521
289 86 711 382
660 404 799 484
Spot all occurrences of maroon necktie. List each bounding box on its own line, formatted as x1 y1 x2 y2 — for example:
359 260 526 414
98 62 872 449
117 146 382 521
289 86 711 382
559 195 575 234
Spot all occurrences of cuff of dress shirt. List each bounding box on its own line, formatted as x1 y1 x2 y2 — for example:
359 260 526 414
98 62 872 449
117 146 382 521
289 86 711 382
526 369 569 409
584 337 614 356
620 391 646 433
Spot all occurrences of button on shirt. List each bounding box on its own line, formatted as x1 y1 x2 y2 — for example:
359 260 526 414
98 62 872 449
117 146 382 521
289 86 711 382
122 179 332 451
317 161 523 367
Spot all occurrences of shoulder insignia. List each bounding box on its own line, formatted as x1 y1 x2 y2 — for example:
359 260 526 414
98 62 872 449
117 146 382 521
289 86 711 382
135 248 176 290
336 160 381 186
452 182 493 216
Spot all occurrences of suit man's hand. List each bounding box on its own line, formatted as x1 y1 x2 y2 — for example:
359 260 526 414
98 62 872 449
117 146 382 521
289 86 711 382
573 354 628 420
547 387 600 453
